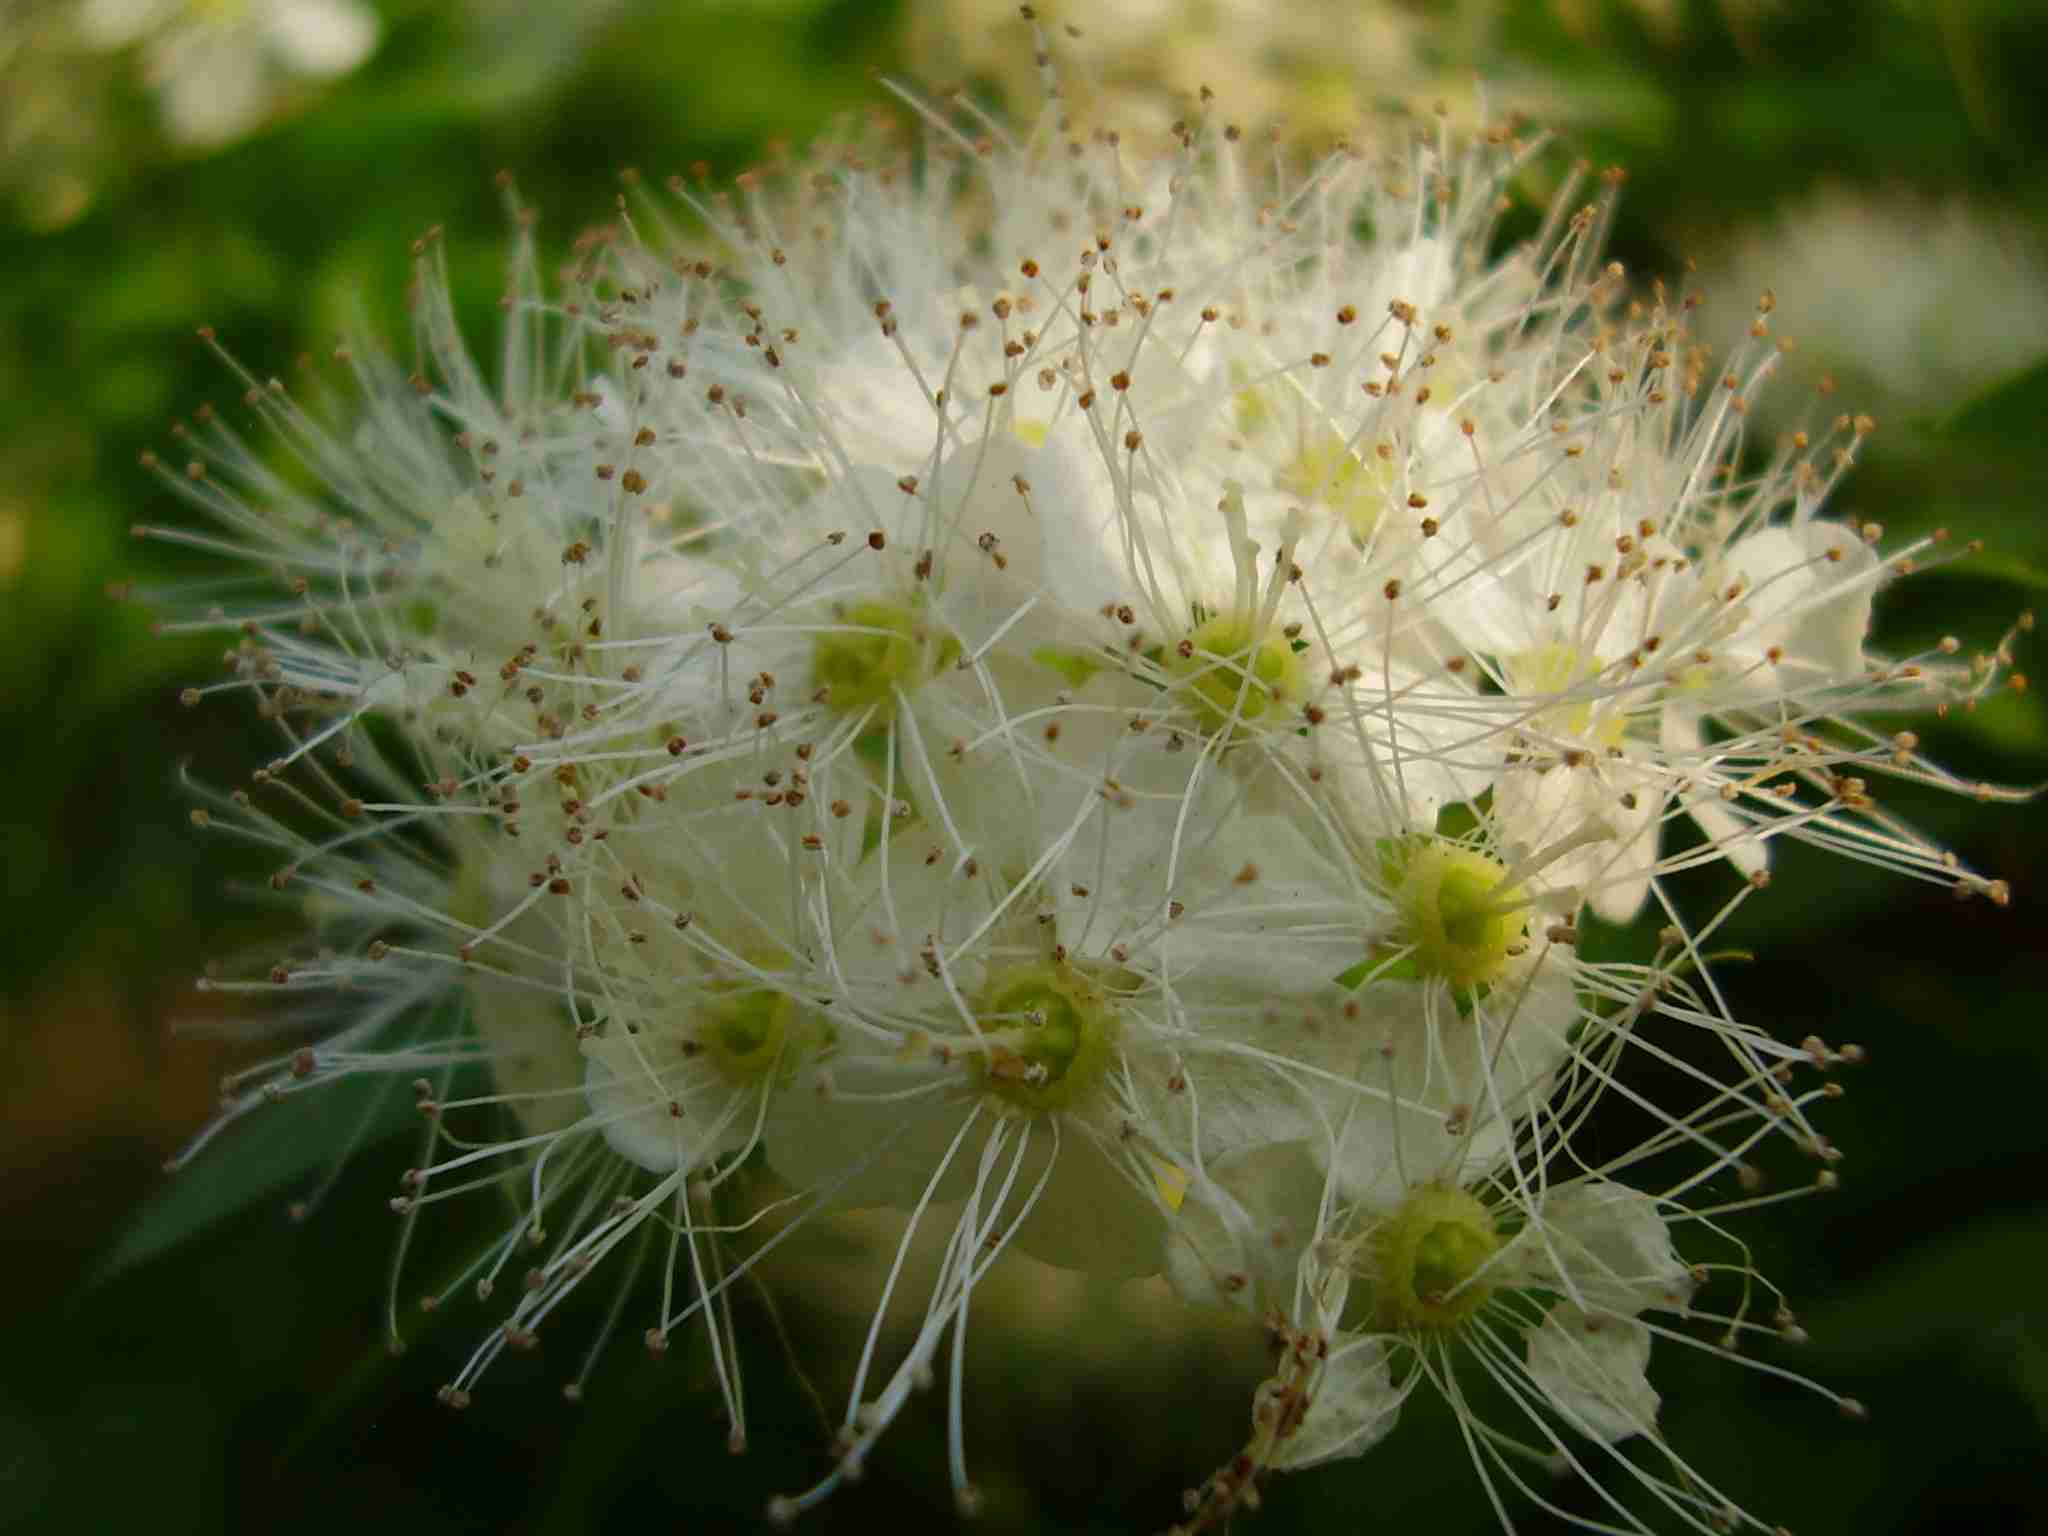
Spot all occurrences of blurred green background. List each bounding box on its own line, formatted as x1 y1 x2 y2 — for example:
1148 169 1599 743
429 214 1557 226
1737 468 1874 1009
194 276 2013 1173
3 1 2045 1531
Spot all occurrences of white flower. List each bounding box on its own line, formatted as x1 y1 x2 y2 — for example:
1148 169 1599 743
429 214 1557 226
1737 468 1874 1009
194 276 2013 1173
1384 357 1999 917
80 0 378 147
1212 1149 1856 1534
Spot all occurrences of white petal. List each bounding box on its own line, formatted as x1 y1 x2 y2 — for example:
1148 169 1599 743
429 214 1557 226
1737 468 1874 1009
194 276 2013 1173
1681 783 1769 880
582 1036 753 1173
761 1068 964 1208
1717 521 1877 683
1001 1119 1167 1278
1784 519 1879 679
1661 706 1769 879
1508 1180 1695 1316
1525 1303 1660 1443
1493 759 1661 919
1584 788 1663 925
1322 659 1503 828
1272 1333 1405 1468
471 979 584 1136
1057 777 1372 1008
1162 1140 1325 1313
1320 964 1579 1206
765 1085 1166 1279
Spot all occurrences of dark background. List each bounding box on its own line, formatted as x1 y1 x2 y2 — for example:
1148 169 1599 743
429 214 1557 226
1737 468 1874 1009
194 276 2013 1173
3 1 2044 1531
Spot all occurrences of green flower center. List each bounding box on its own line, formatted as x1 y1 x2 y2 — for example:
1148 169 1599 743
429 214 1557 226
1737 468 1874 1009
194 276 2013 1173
811 599 959 721
1276 429 1395 543
698 983 800 1088
1170 611 1307 738
974 964 1119 1114
1388 840 1527 991
1369 1183 1502 1332
1504 643 1629 751
1233 363 1395 544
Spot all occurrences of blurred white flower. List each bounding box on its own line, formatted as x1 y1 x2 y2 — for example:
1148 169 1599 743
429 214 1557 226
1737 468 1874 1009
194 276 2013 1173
79 0 378 147
902 0 1447 149
1700 186 2048 428
2 0 123 227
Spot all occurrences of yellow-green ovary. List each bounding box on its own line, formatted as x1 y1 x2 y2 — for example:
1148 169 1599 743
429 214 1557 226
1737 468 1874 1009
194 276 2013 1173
1172 612 1307 737
1368 1183 1503 1331
812 599 959 719
974 965 1118 1114
1390 840 1527 991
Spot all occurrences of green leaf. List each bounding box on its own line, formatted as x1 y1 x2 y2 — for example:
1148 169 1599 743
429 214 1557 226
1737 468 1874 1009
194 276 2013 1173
1571 902 1667 969
270 1233 491 1475
1332 951 1489 1014
1937 548 2048 589
850 729 923 857
1939 354 2048 445
91 1009 470 1286
1871 685 2048 758
852 727 893 769
1433 798 1486 841
1800 1211 2048 1399
1335 949 1427 991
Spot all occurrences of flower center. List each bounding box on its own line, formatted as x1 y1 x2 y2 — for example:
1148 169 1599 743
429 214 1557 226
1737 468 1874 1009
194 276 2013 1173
1505 643 1630 752
1389 839 1527 991
974 964 1119 1114
1170 611 1307 739
1369 1183 1502 1332
1275 429 1394 544
1232 364 1396 544
698 982 801 1088
811 598 959 720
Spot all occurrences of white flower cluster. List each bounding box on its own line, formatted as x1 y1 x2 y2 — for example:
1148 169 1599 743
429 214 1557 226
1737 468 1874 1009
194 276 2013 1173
138 54 2027 1532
